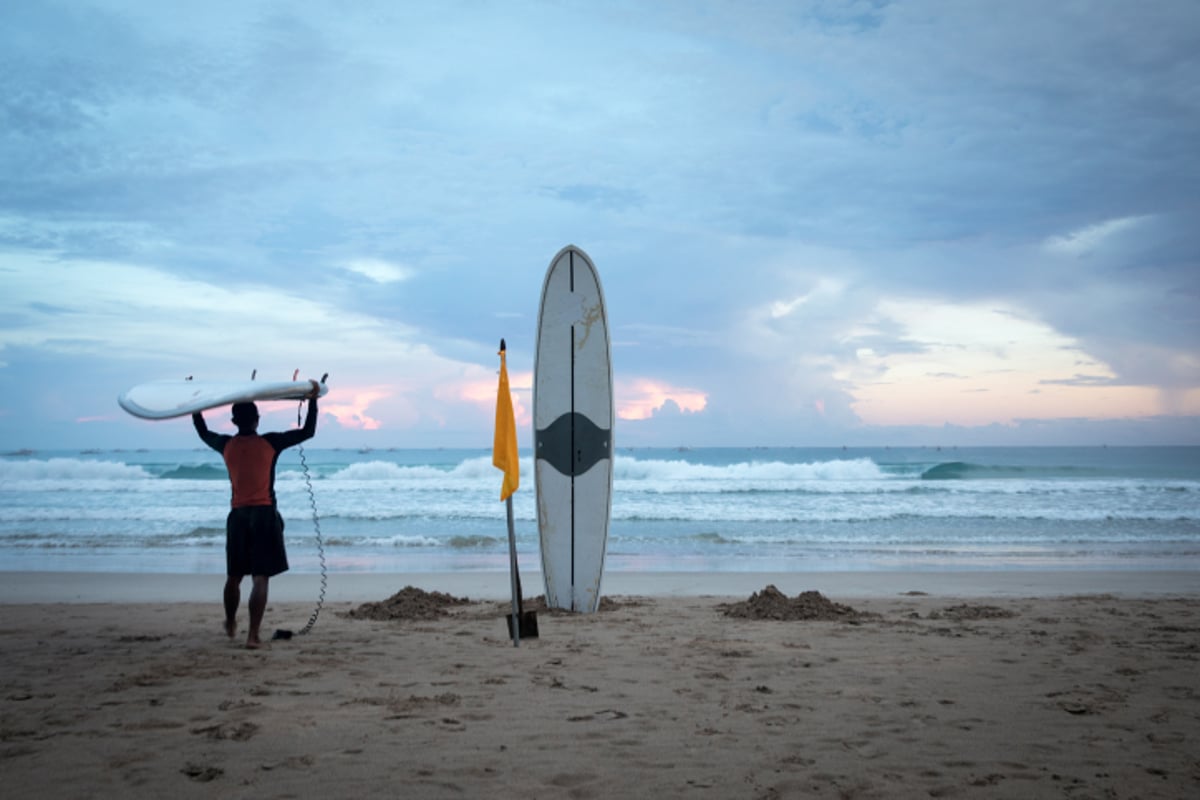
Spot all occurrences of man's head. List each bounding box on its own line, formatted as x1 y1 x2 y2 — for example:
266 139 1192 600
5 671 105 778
231 402 259 431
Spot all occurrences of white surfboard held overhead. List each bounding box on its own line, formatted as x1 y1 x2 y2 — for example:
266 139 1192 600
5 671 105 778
533 245 614 613
118 378 328 420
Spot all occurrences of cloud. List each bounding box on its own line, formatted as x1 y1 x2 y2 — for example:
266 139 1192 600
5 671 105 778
339 259 414 284
1043 216 1150 257
0 248 502 442
768 277 848 320
321 387 390 430
1039 374 1121 387
843 298 1187 426
617 378 708 421
426 365 532 435
1 252 413 368
2 1 1199 447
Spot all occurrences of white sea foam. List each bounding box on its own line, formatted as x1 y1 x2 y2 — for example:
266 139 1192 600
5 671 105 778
0 458 153 483
2 448 1197 572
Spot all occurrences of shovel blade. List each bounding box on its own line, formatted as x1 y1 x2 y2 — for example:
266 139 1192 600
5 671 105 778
506 611 539 639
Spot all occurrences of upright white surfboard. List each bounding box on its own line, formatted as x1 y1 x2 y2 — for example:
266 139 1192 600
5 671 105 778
533 245 613 613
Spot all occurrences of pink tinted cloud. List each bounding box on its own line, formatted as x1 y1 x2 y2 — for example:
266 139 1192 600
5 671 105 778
449 370 532 427
617 378 707 421
322 388 390 431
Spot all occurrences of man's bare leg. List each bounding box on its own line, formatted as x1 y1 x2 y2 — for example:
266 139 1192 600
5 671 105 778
224 575 242 638
246 575 269 649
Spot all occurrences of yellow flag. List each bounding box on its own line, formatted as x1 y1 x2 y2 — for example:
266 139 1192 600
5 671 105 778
492 345 520 500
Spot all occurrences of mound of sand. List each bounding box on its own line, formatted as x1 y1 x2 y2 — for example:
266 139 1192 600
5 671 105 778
346 586 471 621
719 584 864 621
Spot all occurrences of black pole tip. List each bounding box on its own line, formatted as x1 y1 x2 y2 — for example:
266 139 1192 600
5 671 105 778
500 338 506 352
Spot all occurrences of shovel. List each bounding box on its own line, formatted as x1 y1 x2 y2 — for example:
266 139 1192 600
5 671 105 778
504 492 538 643
505 564 539 640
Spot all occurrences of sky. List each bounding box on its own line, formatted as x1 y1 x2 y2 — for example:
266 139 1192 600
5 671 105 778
2 0 1198 450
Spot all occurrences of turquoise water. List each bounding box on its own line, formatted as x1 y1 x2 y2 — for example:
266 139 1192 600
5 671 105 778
1 446 1198 574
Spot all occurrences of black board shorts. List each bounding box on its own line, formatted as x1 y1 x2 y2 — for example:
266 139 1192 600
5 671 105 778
225 505 289 578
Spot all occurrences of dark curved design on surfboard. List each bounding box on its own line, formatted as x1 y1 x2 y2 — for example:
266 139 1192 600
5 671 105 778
536 412 613 477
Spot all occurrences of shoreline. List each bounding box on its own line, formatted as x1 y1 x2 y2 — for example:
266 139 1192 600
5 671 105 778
2 569 1197 604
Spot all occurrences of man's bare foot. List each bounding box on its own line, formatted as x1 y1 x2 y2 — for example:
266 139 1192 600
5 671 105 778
224 618 237 638
246 633 264 650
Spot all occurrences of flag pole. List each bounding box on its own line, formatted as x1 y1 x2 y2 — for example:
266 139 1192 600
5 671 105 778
496 338 522 647
506 490 520 647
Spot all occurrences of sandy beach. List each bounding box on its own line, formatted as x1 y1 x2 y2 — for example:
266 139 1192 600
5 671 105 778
2 571 1198 799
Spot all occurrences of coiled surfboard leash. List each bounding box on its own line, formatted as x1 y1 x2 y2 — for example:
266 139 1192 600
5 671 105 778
273 372 328 641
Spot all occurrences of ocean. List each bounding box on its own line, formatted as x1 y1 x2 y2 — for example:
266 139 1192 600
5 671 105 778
1 446 1198 575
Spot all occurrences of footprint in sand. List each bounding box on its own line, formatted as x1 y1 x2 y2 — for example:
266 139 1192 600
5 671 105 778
181 763 223 782
567 709 628 722
190 721 260 741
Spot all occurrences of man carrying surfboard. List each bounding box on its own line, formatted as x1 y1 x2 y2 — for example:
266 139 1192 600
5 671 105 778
193 381 321 649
